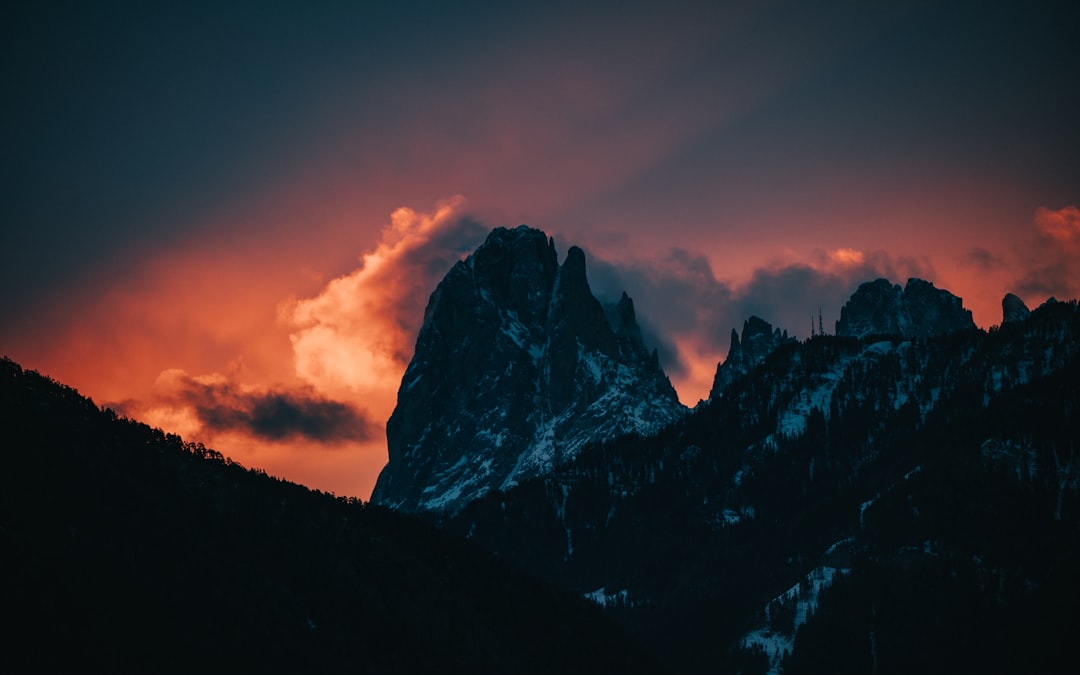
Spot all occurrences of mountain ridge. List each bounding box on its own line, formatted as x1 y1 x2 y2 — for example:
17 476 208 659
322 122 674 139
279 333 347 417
442 294 1080 674
6 253 1076 674
835 277 975 339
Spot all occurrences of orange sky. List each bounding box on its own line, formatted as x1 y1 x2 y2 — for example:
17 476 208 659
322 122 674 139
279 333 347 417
7 193 1078 499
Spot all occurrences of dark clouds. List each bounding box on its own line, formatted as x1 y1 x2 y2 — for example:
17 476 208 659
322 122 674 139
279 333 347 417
137 370 374 445
585 244 936 383
586 248 730 378
733 250 935 334
962 247 1009 274
284 202 941 401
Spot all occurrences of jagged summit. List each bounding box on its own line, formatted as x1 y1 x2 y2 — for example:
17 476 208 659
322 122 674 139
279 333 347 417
709 315 793 399
1002 293 1031 324
835 277 975 339
608 292 653 362
710 277 975 399
371 226 685 515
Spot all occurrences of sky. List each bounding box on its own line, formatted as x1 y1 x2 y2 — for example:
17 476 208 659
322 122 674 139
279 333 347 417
3 0 1078 500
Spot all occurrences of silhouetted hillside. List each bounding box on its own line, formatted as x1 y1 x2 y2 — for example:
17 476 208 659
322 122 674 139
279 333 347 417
0 358 664 674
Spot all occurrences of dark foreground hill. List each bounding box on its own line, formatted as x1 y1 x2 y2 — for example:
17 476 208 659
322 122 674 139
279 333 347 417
0 358 663 674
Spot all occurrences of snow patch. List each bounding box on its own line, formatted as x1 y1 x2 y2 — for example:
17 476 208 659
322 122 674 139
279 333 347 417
584 587 632 608
741 566 850 674
402 371 423 392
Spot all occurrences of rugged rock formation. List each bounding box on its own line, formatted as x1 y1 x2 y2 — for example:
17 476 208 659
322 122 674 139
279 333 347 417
835 278 975 339
1002 293 1031 324
709 316 793 399
371 226 685 515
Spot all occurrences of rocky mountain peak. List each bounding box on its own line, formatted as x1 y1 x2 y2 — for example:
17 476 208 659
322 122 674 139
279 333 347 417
835 277 975 339
561 245 588 280
741 316 781 361
468 226 558 326
709 315 793 399
1002 293 1031 324
609 292 651 361
371 226 685 515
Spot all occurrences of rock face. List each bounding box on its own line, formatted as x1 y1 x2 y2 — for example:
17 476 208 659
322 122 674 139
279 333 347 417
835 278 975 339
371 226 686 515
709 316 793 399
1002 293 1031 324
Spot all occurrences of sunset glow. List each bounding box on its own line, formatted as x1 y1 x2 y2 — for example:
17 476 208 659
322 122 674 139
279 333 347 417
3 2 1077 499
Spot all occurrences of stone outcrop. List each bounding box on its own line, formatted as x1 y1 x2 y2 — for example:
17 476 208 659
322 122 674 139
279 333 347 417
371 226 685 515
835 278 975 339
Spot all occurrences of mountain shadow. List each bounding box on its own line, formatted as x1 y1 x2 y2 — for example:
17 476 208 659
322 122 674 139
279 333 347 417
0 357 665 674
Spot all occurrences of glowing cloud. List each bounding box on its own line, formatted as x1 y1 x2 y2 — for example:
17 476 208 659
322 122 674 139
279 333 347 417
827 247 866 267
282 197 488 402
1010 205 1080 302
1034 205 1080 244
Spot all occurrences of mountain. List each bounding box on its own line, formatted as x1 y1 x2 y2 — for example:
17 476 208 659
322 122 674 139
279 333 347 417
0 357 665 674
709 315 794 400
835 277 975 338
371 226 685 516
441 293 1080 674
1002 292 1031 323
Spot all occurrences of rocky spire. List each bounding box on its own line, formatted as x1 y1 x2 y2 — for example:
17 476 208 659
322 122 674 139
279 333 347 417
372 226 685 515
610 292 650 361
1002 293 1031 324
709 316 793 399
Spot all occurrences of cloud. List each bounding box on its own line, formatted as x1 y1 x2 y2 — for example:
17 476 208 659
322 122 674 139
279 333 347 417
586 248 731 379
279 200 921 407
1034 205 1080 243
584 244 938 402
1013 259 1079 301
593 244 934 348
281 197 488 401
1012 205 1080 302
961 246 1009 273
276 198 950 407
122 369 374 445
827 247 865 266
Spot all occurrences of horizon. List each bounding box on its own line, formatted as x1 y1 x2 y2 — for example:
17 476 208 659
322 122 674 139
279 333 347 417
3 1 1078 499
3 247 1069 499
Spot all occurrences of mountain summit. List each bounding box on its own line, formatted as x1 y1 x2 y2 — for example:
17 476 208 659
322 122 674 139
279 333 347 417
371 226 685 515
835 277 975 338
1002 292 1031 323
709 316 793 399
